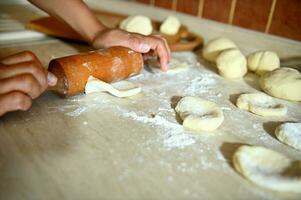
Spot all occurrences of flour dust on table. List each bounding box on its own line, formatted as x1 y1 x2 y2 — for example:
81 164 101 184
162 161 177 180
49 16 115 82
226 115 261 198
85 76 141 97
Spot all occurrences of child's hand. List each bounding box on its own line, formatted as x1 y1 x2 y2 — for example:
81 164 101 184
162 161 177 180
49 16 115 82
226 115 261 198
0 51 57 116
91 28 171 71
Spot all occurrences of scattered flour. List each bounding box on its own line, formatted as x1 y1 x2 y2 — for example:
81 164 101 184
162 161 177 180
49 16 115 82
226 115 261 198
42 51 300 200
65 106 88 117
122 111 195 149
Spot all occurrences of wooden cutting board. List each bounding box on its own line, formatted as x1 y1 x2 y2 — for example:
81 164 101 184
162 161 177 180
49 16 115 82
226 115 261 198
26 10 203 51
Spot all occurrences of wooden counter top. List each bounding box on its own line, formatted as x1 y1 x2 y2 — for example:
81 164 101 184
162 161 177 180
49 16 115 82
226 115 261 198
0 1 300 199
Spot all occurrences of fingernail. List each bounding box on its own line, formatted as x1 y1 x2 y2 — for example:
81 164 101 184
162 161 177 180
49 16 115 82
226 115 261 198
139 43 150 52
47 72 57 86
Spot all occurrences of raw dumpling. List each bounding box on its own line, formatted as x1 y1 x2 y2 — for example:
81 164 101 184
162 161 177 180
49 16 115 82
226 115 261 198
175 96 224 132
202 37 237 62
247 50 280 75
259 67 301 102
85 76 141 97
119 15 153 36
160 15 181 35
216 48 247 79
275 123 301 150
236 93 287 117
233 145 301 193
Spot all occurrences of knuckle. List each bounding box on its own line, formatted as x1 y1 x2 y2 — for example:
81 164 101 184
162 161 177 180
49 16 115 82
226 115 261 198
28 61 44 77
22 51 36 60
21 74 40 97
128 36 141 47
11 92 31 110
27 63 47 87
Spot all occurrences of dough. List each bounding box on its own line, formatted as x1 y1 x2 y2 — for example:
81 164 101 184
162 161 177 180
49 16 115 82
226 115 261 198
202 37 237 62
259 67 301 101
146 57 189 74
175 96 224 132
160 15 181 35
216 48 247 79
233 145 301 193
247 50 280 75
85 76 141 97
119 15 153 36
275 123 301 151
236 93 287 117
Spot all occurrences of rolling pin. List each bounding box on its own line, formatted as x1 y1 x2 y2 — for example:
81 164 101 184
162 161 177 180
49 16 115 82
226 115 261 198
48 46 143 97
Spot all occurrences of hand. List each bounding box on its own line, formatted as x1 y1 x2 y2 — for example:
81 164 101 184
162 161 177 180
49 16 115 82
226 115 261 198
0 51 57 116
91 28 171 71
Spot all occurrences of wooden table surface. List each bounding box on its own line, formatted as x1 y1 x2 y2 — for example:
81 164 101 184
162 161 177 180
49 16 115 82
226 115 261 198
0 1 301 200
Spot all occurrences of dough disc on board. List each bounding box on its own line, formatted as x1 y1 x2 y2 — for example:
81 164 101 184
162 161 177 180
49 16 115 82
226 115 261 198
146 57 189 74
85 76 141 97
233 145 301 193
236 93 287 117
175 96 224 132
275 123 301 151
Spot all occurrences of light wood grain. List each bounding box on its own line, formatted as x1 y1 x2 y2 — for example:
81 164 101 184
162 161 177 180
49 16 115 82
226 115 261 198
0 1 301 200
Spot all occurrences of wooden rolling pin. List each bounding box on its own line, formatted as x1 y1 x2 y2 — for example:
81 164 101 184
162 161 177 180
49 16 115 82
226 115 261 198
48 46 143 97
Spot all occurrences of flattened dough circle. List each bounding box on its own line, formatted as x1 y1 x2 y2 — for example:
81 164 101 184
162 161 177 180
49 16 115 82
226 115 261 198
233 145 301 193
236 93 287 117
85 76 141 97
275 123 301 151
146 57 189 74
175 96 224 132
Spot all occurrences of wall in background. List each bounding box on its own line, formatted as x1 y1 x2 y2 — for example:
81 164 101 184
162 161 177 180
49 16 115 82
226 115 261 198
136 0 301 42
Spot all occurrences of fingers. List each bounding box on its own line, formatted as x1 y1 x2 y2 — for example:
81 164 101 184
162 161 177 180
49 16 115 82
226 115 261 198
0 61 48 91
0 51 39 65
90 28 171 71
143 36 170 71
0 74 42 99
152 34 171 59
127 34 171 71
0 92 32 116
0 51 56 117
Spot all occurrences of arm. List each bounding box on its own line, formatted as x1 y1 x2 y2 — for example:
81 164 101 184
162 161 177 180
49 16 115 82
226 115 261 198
29 0 170 71
29 0 104 43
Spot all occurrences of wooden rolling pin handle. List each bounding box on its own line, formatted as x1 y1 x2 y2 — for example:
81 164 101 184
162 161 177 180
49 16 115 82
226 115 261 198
48 46 143 97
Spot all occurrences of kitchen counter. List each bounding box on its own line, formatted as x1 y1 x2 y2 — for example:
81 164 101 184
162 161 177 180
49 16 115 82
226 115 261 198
0 0 301 200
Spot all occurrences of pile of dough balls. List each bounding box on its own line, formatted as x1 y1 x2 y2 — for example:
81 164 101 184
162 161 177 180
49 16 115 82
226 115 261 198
202 37 247 79
202 37 301 103
119 15 153 36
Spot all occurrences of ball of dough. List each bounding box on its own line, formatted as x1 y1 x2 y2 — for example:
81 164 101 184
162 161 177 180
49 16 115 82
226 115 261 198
233 145 301 193
275 123 301 151
247 50 280 75
146 57 189 74
216 49 247 79
119 15 153 36
175 96 224 132
202 37 237 62
160 15 181 35
259 67 301 101
236 93 287 117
